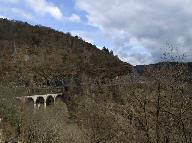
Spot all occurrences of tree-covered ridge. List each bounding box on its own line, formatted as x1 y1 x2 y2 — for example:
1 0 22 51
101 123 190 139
0 18 132 85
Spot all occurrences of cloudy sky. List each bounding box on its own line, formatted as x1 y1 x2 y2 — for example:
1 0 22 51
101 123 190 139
0 0 192 65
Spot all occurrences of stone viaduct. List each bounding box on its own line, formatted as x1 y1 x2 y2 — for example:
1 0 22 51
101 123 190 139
17 93 63 109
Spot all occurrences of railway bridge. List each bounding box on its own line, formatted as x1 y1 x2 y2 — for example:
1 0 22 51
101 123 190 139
17 93 63 108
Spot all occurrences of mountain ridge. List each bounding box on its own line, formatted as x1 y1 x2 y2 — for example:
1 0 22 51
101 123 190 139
0 18 132 86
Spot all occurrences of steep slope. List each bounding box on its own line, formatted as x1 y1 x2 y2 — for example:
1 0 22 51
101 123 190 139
0 18 132 86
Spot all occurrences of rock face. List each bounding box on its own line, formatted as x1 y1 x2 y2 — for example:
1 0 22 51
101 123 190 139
0 18 132 86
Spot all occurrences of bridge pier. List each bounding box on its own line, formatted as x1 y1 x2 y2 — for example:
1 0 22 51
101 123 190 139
53 97 56 104
44 102 47 109
34 103 37 108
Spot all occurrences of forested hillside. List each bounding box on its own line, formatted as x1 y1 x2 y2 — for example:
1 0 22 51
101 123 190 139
0 18 132 86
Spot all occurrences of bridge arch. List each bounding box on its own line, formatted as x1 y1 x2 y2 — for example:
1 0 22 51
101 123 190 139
26 97 34 107
55 94 65 103
36 96 45 109
46 96 55 106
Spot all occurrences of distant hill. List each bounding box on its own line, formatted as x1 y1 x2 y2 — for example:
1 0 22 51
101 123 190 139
134 62 192 83
0 18 132 86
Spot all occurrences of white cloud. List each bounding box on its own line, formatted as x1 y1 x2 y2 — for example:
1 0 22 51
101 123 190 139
0 1 32 20
11 8 33 19
68 14 81 22
76 0 192 65
0 0 81 22
0 0 20 3
71 30 94 43
0 15 6 18
26 0 63 20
